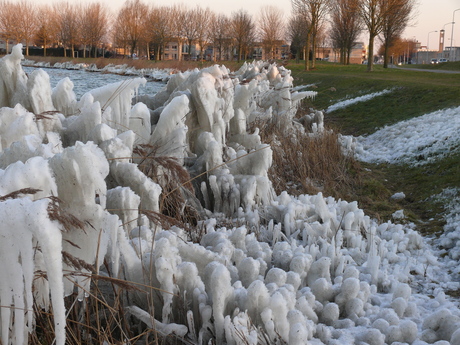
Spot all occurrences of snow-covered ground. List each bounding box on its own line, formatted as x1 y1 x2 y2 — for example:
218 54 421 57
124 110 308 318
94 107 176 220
355 106 460 165
326 89 394 113
1 44 460 345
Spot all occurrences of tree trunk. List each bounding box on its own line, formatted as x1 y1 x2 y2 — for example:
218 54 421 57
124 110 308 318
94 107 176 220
188 39 192 60
367 35 375 72
311 34 317 69
383 40 390 68
305 32 311 71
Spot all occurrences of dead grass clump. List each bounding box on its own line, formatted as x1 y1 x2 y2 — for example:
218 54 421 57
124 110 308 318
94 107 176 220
134 144 202 238
31 273 132 345
252 116 361 201
31 267 188 345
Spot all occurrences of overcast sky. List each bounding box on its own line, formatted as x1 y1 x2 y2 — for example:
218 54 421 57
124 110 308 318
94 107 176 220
38 0 460 50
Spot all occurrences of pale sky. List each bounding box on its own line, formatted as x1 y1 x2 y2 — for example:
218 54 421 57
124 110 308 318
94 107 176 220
36 0 460 49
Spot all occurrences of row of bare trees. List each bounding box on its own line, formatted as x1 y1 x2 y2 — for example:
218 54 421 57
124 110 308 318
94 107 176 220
0 0 416 70
292 0 416 71
0 0 109 58
0 0 285 62
112 0 285 62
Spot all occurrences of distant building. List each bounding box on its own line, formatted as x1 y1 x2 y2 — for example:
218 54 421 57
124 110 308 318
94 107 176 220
326 42 367 64
252 40 290 60
160 39 290 62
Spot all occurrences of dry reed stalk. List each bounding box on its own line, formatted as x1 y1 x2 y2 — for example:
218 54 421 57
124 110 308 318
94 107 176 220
133 144 201 237
0 187 41 201
46 196 86 233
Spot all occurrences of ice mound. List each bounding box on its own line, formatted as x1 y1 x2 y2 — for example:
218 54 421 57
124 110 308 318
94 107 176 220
1 45 459 345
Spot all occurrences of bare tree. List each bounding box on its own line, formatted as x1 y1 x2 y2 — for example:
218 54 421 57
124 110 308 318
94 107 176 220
357 0 397 71
35 5 58 56
0 0 37 55
146 6 173 60
112 13 129 57
329 0 362 64
231 9 256 62
378 36 417 64
292 0 330 70
195 7 212 61
380 0 417 68
179 6 201 60
168 4 189 61
288 14 309 62
80 3 109 58
0 0 15 53
115 0 148 57
258 6 285 60
18 0 38 56
209 13 231 61
54 2 81 58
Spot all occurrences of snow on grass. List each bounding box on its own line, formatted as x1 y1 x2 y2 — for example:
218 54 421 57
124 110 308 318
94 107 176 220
355 106 460 165
326 89 394 113
432 188 460 261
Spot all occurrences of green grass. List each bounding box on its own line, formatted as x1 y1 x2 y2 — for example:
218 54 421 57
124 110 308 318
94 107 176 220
287 61 460 135
401 60 460 71
287 60 460 234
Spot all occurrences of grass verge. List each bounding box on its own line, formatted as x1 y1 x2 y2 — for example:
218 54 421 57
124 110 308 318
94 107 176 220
286 61 460 235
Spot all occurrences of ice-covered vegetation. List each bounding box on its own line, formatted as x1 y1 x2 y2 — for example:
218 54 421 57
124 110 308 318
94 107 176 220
1 44 460 345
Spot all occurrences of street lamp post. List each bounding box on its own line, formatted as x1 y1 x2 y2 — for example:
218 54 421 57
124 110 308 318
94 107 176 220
451 9 460 61
427 30 437 64
443 22 454 59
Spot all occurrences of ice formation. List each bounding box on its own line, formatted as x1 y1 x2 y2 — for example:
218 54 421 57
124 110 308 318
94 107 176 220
355 105 460 165
326 89 393 113
1 45 460 345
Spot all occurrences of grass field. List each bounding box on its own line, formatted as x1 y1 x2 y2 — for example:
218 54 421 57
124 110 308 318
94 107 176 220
285 60 460 234
287 61 460 136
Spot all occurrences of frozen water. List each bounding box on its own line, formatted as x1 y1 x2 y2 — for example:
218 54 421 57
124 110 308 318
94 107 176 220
23 66 164 98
